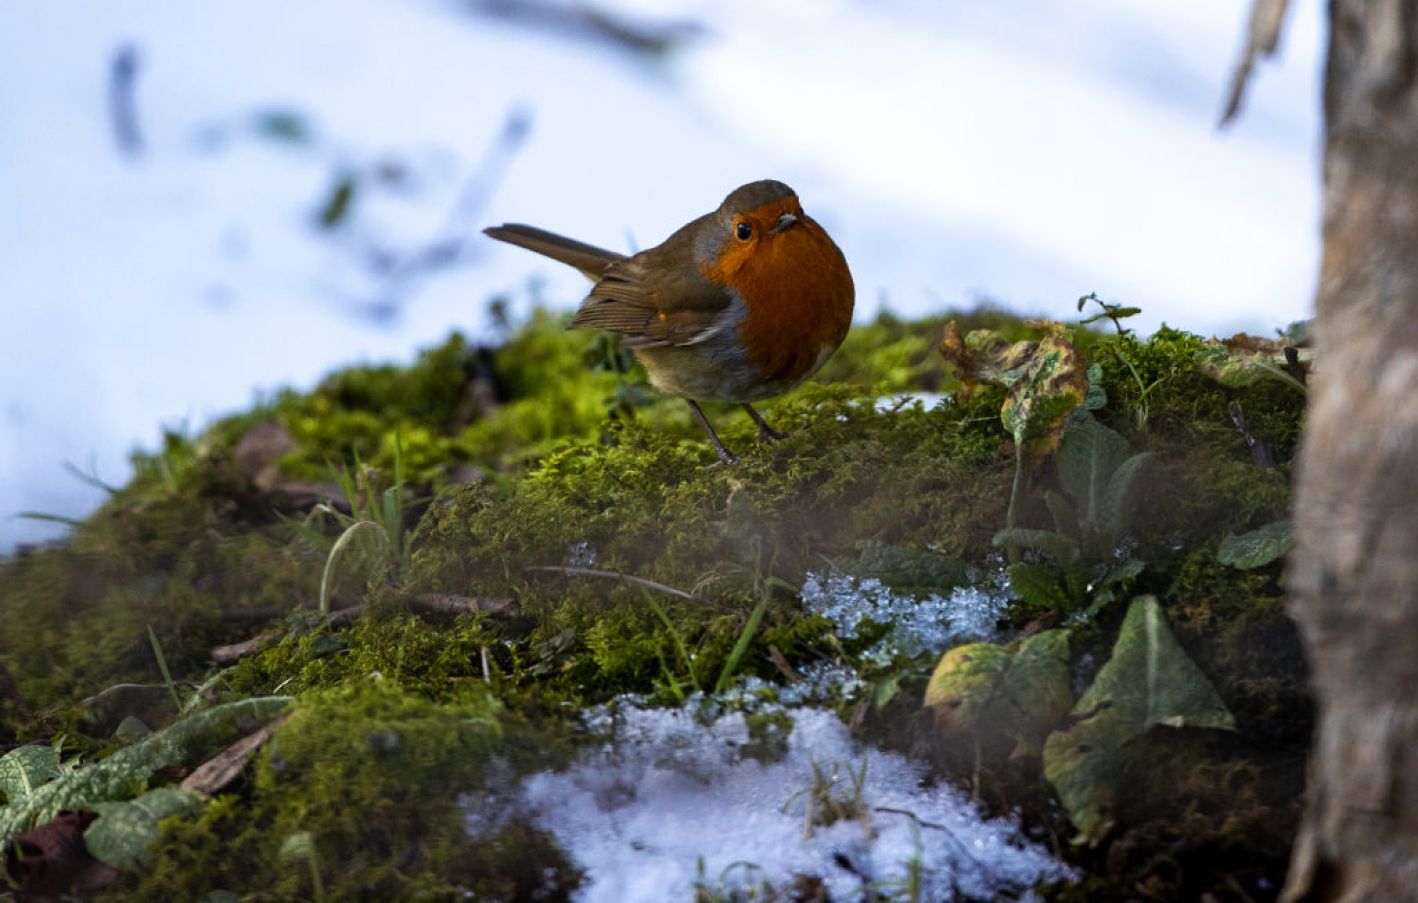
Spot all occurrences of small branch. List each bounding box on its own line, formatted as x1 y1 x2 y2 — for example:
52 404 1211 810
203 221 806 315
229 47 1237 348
874 806 990 871
212 632 280 665
524 565 707 603
181 715 289 794
108 42 144 158
768 645 804 683
412 593 518 617
211 595 514 664
79 681 193 708
1219 0 1293 126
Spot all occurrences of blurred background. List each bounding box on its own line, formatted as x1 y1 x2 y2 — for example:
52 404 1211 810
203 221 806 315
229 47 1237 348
0 0 1323 551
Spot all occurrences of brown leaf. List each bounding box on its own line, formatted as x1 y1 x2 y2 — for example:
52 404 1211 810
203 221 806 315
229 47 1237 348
4 810 118 897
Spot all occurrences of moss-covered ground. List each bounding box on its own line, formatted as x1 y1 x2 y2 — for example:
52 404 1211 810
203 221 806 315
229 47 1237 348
0 306 1311 900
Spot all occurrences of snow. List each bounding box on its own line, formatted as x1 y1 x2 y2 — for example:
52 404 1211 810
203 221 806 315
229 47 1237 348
471 703 1072 900
0 0 1324 548
801 570 1009 666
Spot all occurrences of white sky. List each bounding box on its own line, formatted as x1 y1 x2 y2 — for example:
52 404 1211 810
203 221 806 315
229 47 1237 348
0 0 1324 548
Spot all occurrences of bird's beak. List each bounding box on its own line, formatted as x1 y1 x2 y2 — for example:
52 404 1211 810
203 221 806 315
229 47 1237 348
769 213 799 234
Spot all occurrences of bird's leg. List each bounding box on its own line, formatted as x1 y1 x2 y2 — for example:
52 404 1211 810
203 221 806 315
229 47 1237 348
686 399 740 464
742 403 788 443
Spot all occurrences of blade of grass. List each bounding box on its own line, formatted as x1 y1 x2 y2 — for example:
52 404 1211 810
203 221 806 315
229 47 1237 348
643 591 699 692
714 591 770 694
147 625 182 714
15 512 84 527
319 520 387 613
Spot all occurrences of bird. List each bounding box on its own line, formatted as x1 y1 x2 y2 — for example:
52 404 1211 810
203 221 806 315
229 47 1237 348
483 180 855 463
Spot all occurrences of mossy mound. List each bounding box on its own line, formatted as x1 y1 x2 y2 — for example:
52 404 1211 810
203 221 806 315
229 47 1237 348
0 307 1311 900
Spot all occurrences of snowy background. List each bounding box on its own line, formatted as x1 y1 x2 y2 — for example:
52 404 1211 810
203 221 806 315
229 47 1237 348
0 0 1324 550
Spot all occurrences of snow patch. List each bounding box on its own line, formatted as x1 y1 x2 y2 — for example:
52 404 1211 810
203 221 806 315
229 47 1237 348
470 705 1071 901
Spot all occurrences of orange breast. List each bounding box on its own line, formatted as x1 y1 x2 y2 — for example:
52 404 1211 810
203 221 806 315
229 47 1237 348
700 208 854 385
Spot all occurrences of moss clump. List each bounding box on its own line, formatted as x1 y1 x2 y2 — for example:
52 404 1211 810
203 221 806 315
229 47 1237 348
128 682 578 901
0 305 1315 901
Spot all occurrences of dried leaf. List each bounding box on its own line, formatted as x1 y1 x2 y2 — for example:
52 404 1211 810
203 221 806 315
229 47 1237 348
1196 339 1307 392
4 809 116 897
939 321 1089 469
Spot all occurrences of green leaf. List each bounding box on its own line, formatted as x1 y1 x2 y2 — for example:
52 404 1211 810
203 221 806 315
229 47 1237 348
85 786 204 871
1044 490 1077 534
0 697 289 843
1057 414 1129 528
1000 630 1074 757
1097 558 1145 594
1043 597 1235 845
923 642 1012 732
1196 343 1307 393
280 830 317 863
1217 520 1294 569
1083 362 1107 411
0 746 61 804
924 630 1073 759
1005 562 1072 610
1101 451 1154 536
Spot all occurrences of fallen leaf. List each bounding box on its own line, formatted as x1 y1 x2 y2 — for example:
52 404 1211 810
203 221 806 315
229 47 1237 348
1043 596 1235 844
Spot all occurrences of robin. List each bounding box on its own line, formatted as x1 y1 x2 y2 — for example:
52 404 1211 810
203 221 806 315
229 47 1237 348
483 180 855 463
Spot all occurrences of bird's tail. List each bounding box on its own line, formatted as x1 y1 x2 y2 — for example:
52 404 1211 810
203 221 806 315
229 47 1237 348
482 223 623 280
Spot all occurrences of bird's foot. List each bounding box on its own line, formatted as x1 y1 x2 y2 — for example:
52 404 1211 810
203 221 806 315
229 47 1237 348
743 403 788 444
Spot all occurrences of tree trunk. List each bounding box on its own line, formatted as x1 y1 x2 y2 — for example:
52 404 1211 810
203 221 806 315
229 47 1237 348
1284 2 1418 900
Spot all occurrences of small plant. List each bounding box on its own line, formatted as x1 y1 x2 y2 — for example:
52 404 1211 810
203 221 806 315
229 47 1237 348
291 433 419 613
784 758 872 840
1077 292 1142 336
692 858 776 902
994 413 1151 617
279 831 326 902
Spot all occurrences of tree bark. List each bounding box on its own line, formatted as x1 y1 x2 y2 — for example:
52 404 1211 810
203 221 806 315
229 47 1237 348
1284 2 1418 900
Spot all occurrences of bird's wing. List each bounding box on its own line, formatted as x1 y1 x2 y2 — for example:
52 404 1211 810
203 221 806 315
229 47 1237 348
571 216 731 348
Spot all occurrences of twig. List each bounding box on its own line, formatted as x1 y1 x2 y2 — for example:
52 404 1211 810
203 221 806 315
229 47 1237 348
874 806 990 872
524 565 707 603
1219 0 1293 126
360 108 531 321
181 714 289 794
79 682 190 708
468 0 701 56
768 644 804 683
212 631 281 665
108 42 143 158
211 595 514 664
412 593 517 616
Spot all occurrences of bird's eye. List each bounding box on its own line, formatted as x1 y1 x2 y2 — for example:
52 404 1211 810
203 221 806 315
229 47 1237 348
736 222 752 241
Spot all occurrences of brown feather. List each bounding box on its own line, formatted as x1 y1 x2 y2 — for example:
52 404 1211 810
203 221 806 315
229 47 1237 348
483 224 622 280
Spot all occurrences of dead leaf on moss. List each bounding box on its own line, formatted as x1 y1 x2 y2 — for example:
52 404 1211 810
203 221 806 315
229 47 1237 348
939 320 1089 469
4 809 117 897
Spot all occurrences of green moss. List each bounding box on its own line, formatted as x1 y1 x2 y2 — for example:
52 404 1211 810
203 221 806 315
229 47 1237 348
0 306 1315 900
129 682 578 901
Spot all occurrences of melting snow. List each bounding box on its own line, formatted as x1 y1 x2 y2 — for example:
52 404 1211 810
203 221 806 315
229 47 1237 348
471 704 1070 901
801 571 1009 667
